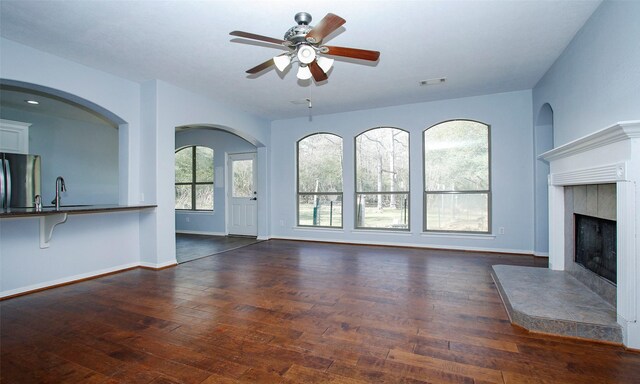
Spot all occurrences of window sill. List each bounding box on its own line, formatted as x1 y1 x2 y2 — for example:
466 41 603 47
293 226 344 232
351 229 412 236
421 232 496 240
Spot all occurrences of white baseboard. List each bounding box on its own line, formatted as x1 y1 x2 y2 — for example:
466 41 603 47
0 262 140 299
271 235 534 255
139 260 177 269
534 251 550 257
176 230 226 236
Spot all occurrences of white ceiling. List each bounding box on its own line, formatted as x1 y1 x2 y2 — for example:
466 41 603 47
0 0 601 121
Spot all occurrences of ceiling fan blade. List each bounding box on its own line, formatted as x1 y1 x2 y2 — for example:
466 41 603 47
246 58 275 74
305 13 346 44
324 46 380 61
230 30 286 45
309 60 328 82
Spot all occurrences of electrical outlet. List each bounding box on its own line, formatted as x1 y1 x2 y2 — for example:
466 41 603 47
279 219 284 227
498 227 505 235
186 217 190 223
140 192 145 202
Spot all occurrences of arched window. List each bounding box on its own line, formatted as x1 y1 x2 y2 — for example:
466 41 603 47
424 120 490 232
297 133 343 227
175 145 214 210
355 127 410 230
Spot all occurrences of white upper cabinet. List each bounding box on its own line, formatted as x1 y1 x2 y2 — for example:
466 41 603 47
0 119 31 154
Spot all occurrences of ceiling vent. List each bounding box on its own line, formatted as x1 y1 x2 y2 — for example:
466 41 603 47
419 77 446 86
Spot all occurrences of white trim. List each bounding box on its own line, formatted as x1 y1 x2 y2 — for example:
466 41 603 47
0 262 139 298
550 163 626 185
139 260 177 269
533 251 549 257
421 232 496 240
543 120 640 348
273 235 533 255
257 236 270 241
617 181 636 323
540 121 640 162
350 229 412 236
175 230 226 236
293 226 344 232
175 210 215 215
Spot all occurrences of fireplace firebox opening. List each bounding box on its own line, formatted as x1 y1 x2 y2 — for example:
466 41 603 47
574 213 617 284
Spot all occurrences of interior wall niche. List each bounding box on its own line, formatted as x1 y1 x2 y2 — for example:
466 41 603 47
564 184 617 305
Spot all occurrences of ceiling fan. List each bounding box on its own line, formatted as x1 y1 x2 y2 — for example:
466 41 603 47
230 12 380 82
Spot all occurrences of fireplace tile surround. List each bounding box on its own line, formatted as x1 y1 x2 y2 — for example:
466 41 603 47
493 121 640 348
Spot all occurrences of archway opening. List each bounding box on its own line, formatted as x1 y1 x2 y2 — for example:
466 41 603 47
0 79 127 206
174 125 260 263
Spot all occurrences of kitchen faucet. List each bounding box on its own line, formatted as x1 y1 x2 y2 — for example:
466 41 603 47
52 176 66 210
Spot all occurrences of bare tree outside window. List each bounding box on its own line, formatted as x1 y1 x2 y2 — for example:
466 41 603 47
297 133 343 227
424 120 490 232
175 146 214 211
355 127 409 230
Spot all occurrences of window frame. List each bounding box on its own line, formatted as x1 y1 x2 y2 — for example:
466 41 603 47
354 126 411 231
422 119 492 234
296 132 344 228
175 145 214 212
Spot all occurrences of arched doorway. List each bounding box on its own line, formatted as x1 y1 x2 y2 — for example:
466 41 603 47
174 125 261 263
534 103 554 256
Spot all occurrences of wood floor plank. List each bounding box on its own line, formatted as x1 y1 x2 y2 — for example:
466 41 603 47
2 239 639 383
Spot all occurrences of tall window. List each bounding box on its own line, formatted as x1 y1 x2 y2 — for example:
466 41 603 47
424 120 490 232
297 133 343 227
355 127 409 230
175 146 214 210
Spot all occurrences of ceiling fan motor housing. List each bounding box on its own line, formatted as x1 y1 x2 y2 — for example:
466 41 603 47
284 12 315 45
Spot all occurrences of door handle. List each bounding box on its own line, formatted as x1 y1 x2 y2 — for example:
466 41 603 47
250 197 257 201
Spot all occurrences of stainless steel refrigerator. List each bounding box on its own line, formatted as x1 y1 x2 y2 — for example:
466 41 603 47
1 152 41 209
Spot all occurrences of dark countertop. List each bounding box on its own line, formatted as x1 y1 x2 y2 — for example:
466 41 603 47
0 204 157 218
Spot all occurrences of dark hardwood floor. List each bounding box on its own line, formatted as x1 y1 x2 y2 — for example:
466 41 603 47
2 240 639 383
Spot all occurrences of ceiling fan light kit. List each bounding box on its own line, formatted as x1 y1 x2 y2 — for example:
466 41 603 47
297 65 313 80
273 54 292 72
230 12 380 83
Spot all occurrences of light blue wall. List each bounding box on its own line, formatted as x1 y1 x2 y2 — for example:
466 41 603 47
1 106 119 205
175 129 256 234
533 1 640 145
270 90 535 254
0 37 146 296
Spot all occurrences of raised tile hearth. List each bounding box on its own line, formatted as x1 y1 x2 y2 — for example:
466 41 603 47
491 265 622 343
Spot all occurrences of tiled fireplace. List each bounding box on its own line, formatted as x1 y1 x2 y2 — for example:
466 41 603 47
542 121 640 349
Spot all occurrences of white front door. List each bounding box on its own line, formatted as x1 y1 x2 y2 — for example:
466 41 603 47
228 152 257 236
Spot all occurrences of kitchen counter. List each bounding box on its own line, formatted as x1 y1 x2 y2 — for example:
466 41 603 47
0 204 156 218
1 204 157 248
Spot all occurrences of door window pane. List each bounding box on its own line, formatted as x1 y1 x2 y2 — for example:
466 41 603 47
233 159 253 197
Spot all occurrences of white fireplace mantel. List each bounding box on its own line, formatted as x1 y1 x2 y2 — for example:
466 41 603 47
540 120 640 349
